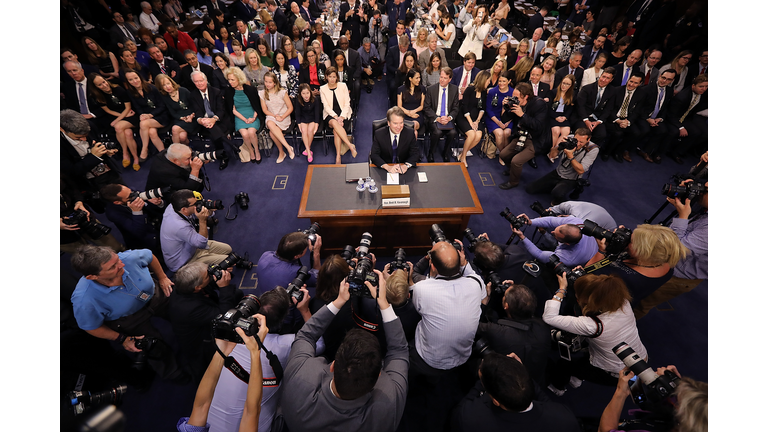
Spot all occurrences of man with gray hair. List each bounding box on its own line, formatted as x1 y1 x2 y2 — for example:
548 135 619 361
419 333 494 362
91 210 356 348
190 70 236 170
168 261 243 379
358 37 383 92
553 52 585 93
145 143 206 193
139 1 162 32
61 61 104 135
417 34 448 72
61 109 122 196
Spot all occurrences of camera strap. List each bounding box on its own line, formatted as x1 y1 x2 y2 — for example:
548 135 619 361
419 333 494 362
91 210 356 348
225 202 238 220
212 329 284 387
351 296 380 332
497 319 530 332
585 316 603 338
583 251 629 274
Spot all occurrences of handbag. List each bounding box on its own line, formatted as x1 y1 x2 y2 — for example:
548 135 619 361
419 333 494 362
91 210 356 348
238 144 251 162
258 129 274 150
480 132 496 159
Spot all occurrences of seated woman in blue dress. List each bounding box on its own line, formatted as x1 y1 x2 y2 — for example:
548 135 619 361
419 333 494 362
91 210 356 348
224 67 265 164
485 70 515 163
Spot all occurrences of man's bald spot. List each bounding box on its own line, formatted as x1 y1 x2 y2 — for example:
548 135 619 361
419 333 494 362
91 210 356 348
432 241 460 276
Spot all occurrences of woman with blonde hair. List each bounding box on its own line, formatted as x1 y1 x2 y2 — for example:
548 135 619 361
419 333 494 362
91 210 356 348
412 27 430 58
156 73 198 145
510 56 534 85
540 54 557 89
244 48 270 90
581 52 608 88
259 72 295 163
486 58 506 88
512 38 530 66
224 67 264 163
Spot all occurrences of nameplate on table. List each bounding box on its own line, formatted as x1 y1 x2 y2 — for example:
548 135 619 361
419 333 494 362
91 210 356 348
382 197 411 208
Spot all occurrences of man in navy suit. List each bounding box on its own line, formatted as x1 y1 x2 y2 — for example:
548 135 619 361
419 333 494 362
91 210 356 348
188 71 235 170
610 49 643 87
664 74 708 164
179 50 215 91
387 0 407 32
423 67 460 162
574 67 618 148
602 73 647 163
528 66 551 102
235 19 259 51
387 20 409 51
147 44 181 82
451 52 480 100
526 6 547 38
633 69 676 163
234 0 258 21
567 0 595 26
370 107 420 172
268 0 289 34
553 52 585 94
579 35 607 69
639 48 662 86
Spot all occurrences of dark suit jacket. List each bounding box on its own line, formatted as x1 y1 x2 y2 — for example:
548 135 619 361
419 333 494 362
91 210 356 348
526 12 545 38
666 87 708 129
639 61 660 86
234 0 258 20
370 126 419 167
61 80 105 119
179 64 215 91
223 84 265 130
274 7 289 34
606 86 646 125
147 58 182 82
385 47 416 79
423 83 460 122
145 149 205 192
189 85 228 126
576 82 617 122
637 82 672 121
513 96 548 153
60 133 120 193
528 81 551 101
386 1 407 31
579 45 605 69
298 63 327 88
610 62 641 87
553 65 585 93
205 0 232 19
104 202 161 251
234 30 259 51
308 0 323 19
477 317 551 387
338 48 363 80
451 66 480 88
109 24 137 50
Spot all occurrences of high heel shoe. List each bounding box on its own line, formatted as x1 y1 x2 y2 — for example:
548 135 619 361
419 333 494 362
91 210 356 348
122 159 131 168
133 163 140 171
348 144 358 158
139 156 147 163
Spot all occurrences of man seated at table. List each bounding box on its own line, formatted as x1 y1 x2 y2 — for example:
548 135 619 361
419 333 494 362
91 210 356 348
370 107 420 174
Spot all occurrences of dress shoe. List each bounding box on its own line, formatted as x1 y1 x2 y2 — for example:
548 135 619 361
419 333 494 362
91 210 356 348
502 169 510 176
622 151 632 162
442 152 452 162
251 158 258 163
600 154 610 162
139 156 148 163
498 182 517 190
427 153 435 162
672 155 684 164
637 149 653 163
528 158 538 169
653 156 662 164
219 157 229 170
256 158 262 164
612 153 623 163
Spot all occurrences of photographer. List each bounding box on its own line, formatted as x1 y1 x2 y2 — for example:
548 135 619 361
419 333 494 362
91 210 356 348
476 283 551 387
451 353 580 432
61 175 124 254
497 82 548 190
382 261 421 341
308 255 355 360
160 189 234 272
549 201 617 232
281 273 410 432
208 287 322 432
256 231 322 296
145 143 206 194
70 245 188 383
358 37 383 92
544 274 647 396
636 179 708 319
524 128 599 205
168 262 244 381
511 214 598 268
99 183 164 255
598 365 707 432
177 316 267 432
368 10 388 60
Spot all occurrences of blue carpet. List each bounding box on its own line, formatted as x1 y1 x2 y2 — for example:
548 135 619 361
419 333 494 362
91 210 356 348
67 77 707 431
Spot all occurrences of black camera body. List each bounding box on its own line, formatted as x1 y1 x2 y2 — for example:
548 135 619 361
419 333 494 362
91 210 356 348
235 192 250 209
530 201 557 217
388 248 410 273
661 178 707 202
97 134 119 151
499 207 527 230
348 254 379 298
212 295 261 343
549 254 585 282
64 210 112 239
302 222 321 246
503 95 520 110
286 266 311 303
208 252 252 280
340 245 356 266
581 219 632 256
463 228 488 252
613 342 681 409
487 272 510 294
552 328 588 360
133 336 158 352
557 136 578 151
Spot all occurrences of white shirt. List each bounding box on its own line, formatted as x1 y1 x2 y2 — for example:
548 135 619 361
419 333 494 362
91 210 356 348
458 67 471 90
75 77 94 117
531 81 540 96
435 84 452 119
140 11 160 32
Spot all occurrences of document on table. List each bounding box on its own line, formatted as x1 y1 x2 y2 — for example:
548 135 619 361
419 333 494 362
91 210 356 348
387 173 400 184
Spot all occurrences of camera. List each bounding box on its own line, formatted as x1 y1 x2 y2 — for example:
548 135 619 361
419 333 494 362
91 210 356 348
356 231 373 258
530 201 556 217
348 254 379 298
613 342 681 407
487 272 510 294
661 178 707 202
548 254 585 282
235 192 250 210
472 336 495 358
388 248 410 273
552 328 587 360
428 224 463 250
557 135 578 151
499 207 527 230
196 198 224 211
286 266 311 304
63 210 112 239
133 336 158 352
514 129 529 149
581 219 632 256
212 294 261 343
68 385 128 415
340 245 356 266
128 186 171 202
208 252 253 280
192 149 226 161
302 222 321 246
463 228 487 252
502 95 520 110
97 134 119 151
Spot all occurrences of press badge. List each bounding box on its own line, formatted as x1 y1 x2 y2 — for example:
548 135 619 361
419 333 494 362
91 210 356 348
137 292 151 302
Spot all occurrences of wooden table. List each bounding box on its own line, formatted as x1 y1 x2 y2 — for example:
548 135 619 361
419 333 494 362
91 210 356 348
298 163 483 255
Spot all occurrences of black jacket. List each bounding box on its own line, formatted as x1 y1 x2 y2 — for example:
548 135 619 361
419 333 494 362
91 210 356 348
576 81 618 121
511 96 548 154
477 317 552 387
369 125 420 167
145 149 205 192
178 64 215 91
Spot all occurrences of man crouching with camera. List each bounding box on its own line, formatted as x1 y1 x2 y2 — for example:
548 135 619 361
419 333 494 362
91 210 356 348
525 128 599 205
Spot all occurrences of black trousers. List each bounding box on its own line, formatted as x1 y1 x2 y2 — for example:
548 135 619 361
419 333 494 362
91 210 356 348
428 123 457 160
550 351 620 390
575 120 607 147
524 169 578 205
629 119 674 156
666 115 707 157
603 122 634 156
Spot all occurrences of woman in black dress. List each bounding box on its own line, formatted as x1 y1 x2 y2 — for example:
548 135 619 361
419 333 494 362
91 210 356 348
295 83 323 162
457 70 489 167
125 70 169 162
547 74 576 163
156 73 199 145
397 69 425 140
88 73 141 170
83 36 119 81
332 49 357 106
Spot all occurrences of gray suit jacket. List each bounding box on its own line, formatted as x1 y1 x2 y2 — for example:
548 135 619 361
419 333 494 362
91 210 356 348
417 47 448 73
281 305 409 432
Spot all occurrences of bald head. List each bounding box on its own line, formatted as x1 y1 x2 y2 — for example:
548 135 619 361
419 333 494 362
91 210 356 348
626 49 643 67
64 60 85 82
532 28 543 41
430 242 460 277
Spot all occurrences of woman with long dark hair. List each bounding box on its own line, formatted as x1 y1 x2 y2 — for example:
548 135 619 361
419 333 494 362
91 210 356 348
83 36 120 81
295 83 323 162
547 74 576 163
88 73 141 169
118 47 150 82
397 69 425 139
272 48 300 99
298 46 327 97
125 70 169 161
320 67 357 164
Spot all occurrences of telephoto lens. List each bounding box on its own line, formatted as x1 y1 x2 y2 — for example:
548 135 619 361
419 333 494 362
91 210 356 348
286 266 311 303
499 207 527 230
302 222 321 245
356 232 373 258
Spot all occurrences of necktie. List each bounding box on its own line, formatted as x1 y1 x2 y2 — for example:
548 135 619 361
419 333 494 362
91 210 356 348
121 25 134 42
392 135 398 163
701 66 707 75
619 91 632 118
203 93 215 117
243 33 247 46
621 66 630 86
78 83 89 114
590 51 597 67
160 62 167 75
533 84 538 96
440 88 447 117
213 1 219 9
569 67 574 76
651 87 664 118
272 34 276 51
461 70 469 90
644 69 651 85
594 87 603 109
679 94 700 124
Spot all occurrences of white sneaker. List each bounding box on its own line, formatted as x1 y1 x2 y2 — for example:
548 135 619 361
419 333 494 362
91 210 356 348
569 376 583 388
466 150 474 157
548 384 566 397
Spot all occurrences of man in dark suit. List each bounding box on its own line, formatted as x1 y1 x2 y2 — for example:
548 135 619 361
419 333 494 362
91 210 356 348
684 49 707 88
417 34 448 73
179 50 215 91
527 65 551 102
452 52 480 99
385 35 416 105
526 6 547 38
632 69 676 163
60 48 100 85
147 44 181 82
109 10 138 51
553 52 585 94
145 144 206 193
205 0 232 23
567 0 595 26
337 36 363 106
370 107 420 172
574 67 618 148
387 20 409 51
664 74 708 164
189 71 235 170
639 48 662 86
579 35 607 69
498 81 548 190
235 19 259 51
610 49 643 87
99 184 164 255
265 20 285 52
234 0 258 21
423 67 460 162
308 0 324 19
299 0 313 23
602 73 647 163
61 61 106 138
387 0 407 32
267 0 289 33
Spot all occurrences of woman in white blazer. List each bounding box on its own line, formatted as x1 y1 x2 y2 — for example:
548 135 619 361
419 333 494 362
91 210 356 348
320 66 358 164
580 52 608 88
458 5 491 60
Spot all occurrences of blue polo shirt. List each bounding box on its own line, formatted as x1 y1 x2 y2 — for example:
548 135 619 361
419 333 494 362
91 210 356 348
71 249 156 331
521 216 598 267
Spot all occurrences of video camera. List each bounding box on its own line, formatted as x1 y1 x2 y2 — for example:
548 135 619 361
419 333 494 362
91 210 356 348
208 252 253 280
557 135 578 151
530 201 557 217
429 224 463 251
212 294 261 343
192 149 227 161
302 222 321 246
614 342 681 409
388 248 410 273
548 255 585 282
499 207 527 230
581 219 631 256
463 228 488 252
661 177 707 202
128 186 171 202
286 266 311 303
63 210 112 239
